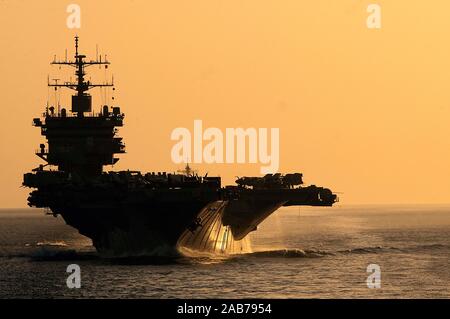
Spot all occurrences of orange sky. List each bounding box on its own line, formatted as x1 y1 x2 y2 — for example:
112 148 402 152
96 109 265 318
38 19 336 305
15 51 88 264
1 0 450 207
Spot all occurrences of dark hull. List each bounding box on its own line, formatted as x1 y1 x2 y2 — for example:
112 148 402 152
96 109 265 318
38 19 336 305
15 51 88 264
53 203 206 257
27 184 336 257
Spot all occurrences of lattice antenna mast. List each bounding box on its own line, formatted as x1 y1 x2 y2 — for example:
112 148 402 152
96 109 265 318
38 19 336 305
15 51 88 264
48 36 113 117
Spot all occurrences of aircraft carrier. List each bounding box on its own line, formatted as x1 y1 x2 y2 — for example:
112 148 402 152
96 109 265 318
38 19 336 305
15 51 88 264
23 37 338 257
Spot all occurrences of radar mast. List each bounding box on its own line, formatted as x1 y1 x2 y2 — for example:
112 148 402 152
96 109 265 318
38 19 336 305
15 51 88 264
48 36 113 117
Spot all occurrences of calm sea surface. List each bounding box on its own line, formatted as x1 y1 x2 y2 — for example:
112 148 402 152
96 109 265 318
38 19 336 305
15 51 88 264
0 205 449 298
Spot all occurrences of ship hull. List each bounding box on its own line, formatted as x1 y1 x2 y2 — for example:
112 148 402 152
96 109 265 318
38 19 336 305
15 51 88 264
25 180 336 257
50 201 209 257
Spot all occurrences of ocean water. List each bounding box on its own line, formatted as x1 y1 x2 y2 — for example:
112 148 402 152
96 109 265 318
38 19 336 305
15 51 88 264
0 205 449 299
